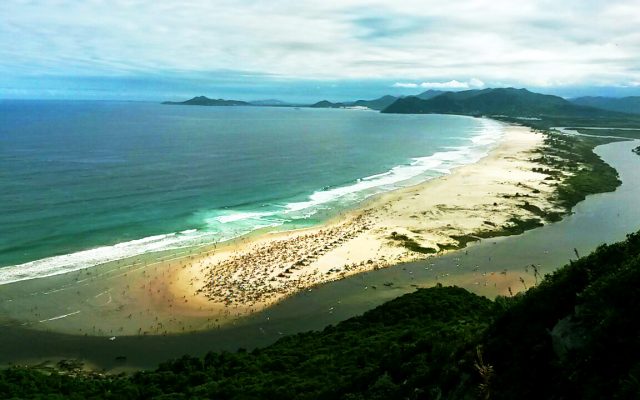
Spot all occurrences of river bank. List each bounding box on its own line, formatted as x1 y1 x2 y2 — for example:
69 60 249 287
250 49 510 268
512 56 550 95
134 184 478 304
1 135 638 371
1 123 563 337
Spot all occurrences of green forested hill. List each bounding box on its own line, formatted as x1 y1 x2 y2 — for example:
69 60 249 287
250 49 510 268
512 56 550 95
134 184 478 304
482 231 640 399
162 96 250 106
416 89 444 100
350 95 398 110
2 231 640 399
382 88 621 118
571 96 640 115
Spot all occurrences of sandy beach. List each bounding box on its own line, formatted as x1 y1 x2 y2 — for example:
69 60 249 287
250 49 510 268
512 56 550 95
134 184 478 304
1 123 566 336
167 123 560 314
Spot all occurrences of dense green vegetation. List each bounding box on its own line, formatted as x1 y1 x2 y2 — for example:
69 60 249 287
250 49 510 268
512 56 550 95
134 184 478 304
571 96 640 115
4 94 638 398
498 113 640 130
415 89 445 100
493 111 634 223
482 230 640 399
443 129 623 246
389 232 438 254
381 88 625 119
534 132 623 209
3 230 640 399
574 128 640 139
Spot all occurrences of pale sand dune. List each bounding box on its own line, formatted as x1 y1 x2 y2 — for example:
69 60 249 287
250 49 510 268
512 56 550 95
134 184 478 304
161 124 561 320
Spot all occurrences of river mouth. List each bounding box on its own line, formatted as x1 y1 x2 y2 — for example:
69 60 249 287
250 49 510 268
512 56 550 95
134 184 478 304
1 138 639 371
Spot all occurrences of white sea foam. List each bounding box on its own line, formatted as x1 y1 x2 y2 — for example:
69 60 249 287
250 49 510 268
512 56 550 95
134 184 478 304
281 118 502 215
39 310 81 323
214 211 277 224
0 118 504 285
0 229 212 285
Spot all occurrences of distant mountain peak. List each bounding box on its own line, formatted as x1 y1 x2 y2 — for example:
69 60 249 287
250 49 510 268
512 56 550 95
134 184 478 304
382 87 619 118
162 96 250 106
570 96 640 115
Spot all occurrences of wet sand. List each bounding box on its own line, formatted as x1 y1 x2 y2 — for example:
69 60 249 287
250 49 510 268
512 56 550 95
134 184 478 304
2 138 639 371
168 124 561 315
0 123 568 336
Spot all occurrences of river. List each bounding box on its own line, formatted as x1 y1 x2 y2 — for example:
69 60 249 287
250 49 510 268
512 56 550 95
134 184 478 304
1 137 639 371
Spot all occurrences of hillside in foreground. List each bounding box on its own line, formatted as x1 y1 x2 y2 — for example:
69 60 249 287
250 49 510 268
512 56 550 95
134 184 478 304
2 228 640 399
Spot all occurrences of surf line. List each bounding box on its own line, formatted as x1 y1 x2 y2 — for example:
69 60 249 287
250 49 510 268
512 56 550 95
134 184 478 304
39 310 81 323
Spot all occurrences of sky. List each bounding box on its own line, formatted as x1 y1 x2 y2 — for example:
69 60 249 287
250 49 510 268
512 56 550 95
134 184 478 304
1 0 640 102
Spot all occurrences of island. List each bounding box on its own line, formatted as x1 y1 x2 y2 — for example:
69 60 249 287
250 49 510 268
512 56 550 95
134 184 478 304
162 96 250 106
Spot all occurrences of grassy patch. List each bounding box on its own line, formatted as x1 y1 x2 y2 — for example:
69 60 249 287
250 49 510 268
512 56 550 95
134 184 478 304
436 242 459 251
389 232 437 254
495 113 640 130
437 120 629 253
518 201 562 222
548 134 622 209
449 234 480 248
474 217 544 239
436 235 480 252
518 202 545 217
575 128 640 139
530 132 623 210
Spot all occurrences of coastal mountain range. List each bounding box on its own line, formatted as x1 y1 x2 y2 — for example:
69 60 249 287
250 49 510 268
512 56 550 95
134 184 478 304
6 89 640 399
570 95 640 115
415 89 445 100
163 90 443 111
309 91 445 110
163 89 639 119
381 87 618 117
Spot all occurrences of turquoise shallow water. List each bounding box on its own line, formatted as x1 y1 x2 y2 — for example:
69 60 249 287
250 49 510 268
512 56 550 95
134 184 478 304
0 138 638 370
0 101 501 283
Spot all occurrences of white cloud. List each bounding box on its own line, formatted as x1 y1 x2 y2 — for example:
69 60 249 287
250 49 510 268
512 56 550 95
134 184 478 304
392 82 419 88
468 78 485 88
420 80 475 89
393 79 485 90
420 80 470 89
0 0 639 89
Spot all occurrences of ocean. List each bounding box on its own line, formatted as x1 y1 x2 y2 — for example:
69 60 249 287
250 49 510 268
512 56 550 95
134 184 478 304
0 100 503 284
